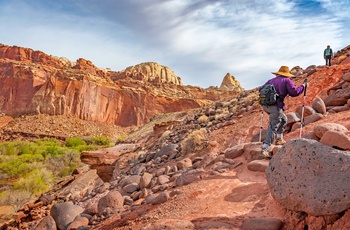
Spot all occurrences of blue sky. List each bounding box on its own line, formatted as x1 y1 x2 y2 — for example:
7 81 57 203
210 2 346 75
1 0 350 89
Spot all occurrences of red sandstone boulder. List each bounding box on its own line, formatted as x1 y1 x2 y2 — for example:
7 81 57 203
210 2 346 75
320 130 350 150
313 123 348 139
266 138 350 216
311 97 327 114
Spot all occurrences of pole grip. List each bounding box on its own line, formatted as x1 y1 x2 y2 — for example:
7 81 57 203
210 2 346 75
303 78 308 96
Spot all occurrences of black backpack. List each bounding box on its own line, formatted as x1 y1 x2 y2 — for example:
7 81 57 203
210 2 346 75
259 83 279 106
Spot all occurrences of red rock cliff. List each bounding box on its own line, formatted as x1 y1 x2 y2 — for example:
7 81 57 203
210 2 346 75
0 44 238 127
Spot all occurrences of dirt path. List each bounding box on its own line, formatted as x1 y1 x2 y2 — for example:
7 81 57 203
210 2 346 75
94 155 285 230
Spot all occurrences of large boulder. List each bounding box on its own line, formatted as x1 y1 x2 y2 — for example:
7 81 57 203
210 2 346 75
59 169 104 198
295 105 316 118
97 191 124 216
304 113 323 126
266 138 350 216
324 88 350 106
313 123 348 139
80 144 140 182
50 203 84 230
311 97 327 114
34 216 56 230
320 130 350 150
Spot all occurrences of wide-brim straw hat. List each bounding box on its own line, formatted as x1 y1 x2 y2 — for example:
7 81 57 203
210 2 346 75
272 66 294 78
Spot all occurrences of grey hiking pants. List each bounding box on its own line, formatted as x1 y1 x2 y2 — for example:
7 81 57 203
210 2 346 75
262 105 287 147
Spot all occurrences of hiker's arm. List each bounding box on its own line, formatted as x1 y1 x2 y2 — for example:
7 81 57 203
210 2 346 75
286 79 305 97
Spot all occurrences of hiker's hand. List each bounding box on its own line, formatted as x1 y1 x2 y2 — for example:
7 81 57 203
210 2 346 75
303 78 308 87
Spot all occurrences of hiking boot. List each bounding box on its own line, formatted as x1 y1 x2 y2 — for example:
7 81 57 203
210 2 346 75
275 138 286 145
260 149 272 160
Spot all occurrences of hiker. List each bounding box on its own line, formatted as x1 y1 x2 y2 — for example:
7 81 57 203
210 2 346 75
259 66 306 159
324 45 333 66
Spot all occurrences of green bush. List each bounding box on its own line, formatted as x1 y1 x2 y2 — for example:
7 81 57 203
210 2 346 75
19 153 44 163
75 144 97 152
43 145 64 158
0 158 31 178
91 136 112 146
34 138 61 146
65 137 87 148
0 135 119 204
13 168 53 196
0 142 20 156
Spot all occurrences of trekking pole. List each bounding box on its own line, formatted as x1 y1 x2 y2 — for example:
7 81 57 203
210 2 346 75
299 78 308 138
259 108 264 142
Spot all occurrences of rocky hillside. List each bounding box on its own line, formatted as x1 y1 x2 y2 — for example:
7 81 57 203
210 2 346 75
0 44 243 128
1 45 350 230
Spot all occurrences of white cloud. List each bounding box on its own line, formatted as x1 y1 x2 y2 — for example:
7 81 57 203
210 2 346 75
0 0 349 89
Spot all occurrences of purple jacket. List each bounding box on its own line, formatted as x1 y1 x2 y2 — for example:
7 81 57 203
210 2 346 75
260 75 305 110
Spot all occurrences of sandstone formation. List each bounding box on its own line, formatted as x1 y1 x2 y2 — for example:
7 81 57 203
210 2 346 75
219 73 244 91
0 44 239 127
111 62 182 85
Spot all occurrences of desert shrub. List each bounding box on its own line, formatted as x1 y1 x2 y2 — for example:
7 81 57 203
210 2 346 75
44 149 80 177
181 128 208 155
19 153 44 163
0 158 31 178
19 143 31 155
64 150 80 166
44 156 66 176
65 137 87 148
115 135 127 144
0 190 32 212
30 138 65 159
0 140 56 158
34 138 61 145
42 145 64 158
58 167 72 177
75 144 97 152
197 115 209 123
91 136 112 146
0 142 20 156
0 136 112 203
13 168 53 196
117 135 126 141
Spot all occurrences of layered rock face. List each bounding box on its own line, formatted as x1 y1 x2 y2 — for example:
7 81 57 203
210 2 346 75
112 62 182 85
0 44 239 127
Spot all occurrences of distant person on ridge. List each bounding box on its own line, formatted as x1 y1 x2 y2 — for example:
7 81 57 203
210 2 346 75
324 45 333 66
258 66 306 159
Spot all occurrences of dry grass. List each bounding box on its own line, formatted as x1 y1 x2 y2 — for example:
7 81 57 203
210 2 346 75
197 115 209 123
181 128 208 155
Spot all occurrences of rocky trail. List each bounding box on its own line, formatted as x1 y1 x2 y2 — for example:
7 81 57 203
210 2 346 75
1 45 350 230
